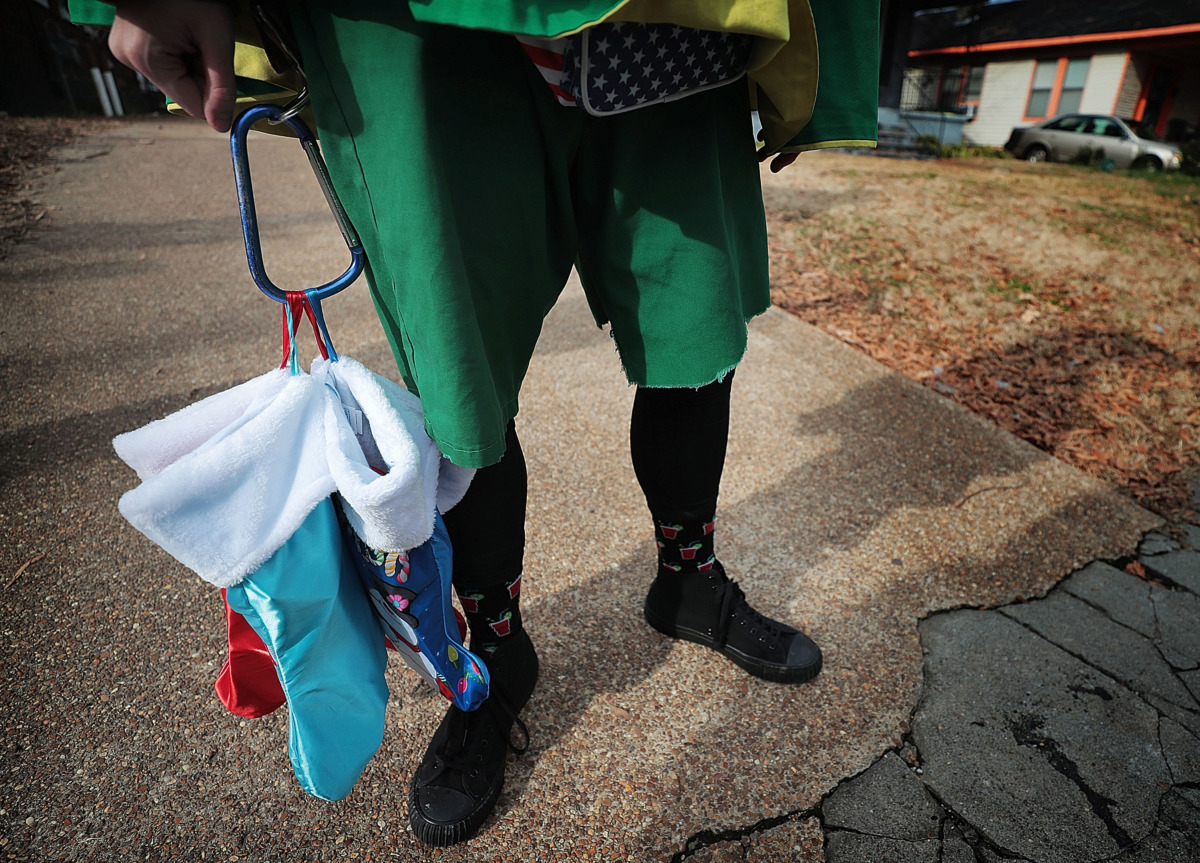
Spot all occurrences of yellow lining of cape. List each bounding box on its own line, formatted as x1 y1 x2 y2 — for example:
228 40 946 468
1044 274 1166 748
78 0 851 152
782 139 878 152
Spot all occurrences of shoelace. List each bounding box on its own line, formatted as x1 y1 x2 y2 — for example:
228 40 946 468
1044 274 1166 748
712 577 789 654
492 688 530 755
434 688 530 781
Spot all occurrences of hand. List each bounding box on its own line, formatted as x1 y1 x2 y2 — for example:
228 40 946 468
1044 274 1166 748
760 151 800 173
109 0 236 132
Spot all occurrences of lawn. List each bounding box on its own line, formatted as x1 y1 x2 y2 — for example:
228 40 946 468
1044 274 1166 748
765 152 1200 519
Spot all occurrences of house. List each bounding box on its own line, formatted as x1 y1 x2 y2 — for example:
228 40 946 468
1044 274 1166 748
899 0 1200 148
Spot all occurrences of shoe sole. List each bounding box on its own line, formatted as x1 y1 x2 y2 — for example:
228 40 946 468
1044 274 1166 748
644 604 823 684
407 770 503 847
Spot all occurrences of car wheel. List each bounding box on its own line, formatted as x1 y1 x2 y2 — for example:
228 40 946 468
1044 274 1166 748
1132 156 1162 172
1024 144 1049 164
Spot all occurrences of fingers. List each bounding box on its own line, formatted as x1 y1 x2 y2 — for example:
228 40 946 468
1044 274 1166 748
756 149 801 172
107 0 235 132
770 153 800 173
107 24 197 121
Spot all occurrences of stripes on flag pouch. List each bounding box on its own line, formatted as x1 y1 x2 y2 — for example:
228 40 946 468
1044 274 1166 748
515 35 575 107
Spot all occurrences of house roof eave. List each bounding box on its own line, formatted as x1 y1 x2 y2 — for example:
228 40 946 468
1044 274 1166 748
907 22 1200 59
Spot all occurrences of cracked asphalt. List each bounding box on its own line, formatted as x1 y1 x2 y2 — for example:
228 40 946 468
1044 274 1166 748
814 538 1200 863
2 117 1196 862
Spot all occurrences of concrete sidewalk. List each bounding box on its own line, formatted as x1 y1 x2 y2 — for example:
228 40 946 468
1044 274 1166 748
1 118 1195 862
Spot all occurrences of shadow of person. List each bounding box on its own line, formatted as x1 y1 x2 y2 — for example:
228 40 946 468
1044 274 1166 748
460 365 1061 844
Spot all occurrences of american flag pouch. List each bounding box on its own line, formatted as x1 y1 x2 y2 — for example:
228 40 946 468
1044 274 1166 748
515 35 577 107
517 23 752 115
564 22 752 116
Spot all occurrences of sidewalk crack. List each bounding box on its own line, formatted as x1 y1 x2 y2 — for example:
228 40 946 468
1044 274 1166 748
1009 712 1135 851
671 805 819 862
996 606 1197 715
1158 715 1177 787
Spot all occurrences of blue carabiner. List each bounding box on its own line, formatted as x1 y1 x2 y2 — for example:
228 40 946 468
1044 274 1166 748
230 104 365 305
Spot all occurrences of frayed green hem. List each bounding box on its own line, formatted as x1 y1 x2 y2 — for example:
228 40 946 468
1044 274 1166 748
614 303 768 391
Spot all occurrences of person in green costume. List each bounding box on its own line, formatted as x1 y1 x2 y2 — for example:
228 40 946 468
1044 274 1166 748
102 0 877 846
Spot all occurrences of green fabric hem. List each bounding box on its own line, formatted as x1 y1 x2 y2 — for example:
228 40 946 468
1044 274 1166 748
781 139 878 153
431 399 521 469
617 299 770 390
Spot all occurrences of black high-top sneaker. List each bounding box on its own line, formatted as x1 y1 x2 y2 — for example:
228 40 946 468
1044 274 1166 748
408 629 539 846
644 561 822 683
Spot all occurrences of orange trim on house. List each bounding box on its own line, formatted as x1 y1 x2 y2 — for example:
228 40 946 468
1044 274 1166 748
958 73 975 107
1048 57 1067 117
1133 75 1149 122
1138 64 1181 136
1020 61 1040 122
1021 57 1064 123
1021 61 1040 122
1133 63 1165 123
908 23 1200 58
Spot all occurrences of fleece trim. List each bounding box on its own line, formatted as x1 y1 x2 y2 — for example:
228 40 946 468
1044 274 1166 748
114 368 334 588
316 356 474 553
113 358 474 588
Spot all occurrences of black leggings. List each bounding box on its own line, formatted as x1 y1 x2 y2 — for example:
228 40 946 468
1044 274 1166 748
630 371 732 520
443 374 733 592
441 421 527 593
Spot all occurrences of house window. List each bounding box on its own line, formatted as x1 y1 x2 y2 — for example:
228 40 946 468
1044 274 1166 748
939 67 964 110
963 66 985 103
1025 57 1092 120
1057 58 1090 114
935 65 984 111
1026 60 1058 118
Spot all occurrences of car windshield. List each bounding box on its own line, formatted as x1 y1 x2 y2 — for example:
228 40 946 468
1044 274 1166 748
1123 119 1162 142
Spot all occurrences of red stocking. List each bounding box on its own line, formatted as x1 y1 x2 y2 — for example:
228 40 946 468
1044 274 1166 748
214 590 286 718
215 594 465 715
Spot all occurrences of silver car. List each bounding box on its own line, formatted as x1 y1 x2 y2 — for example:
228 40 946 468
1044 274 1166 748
1004 114 1182 171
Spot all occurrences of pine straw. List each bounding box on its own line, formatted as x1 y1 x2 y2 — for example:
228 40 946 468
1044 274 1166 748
767 154 1200 519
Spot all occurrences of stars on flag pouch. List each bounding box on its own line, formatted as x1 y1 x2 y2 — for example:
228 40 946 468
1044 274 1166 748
519 22 753 115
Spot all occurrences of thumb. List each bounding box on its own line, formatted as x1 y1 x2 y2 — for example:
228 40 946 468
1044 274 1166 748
203 61 237 133
194 18 236 132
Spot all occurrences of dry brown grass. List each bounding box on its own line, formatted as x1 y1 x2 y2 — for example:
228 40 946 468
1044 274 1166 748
766 153 1200 518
